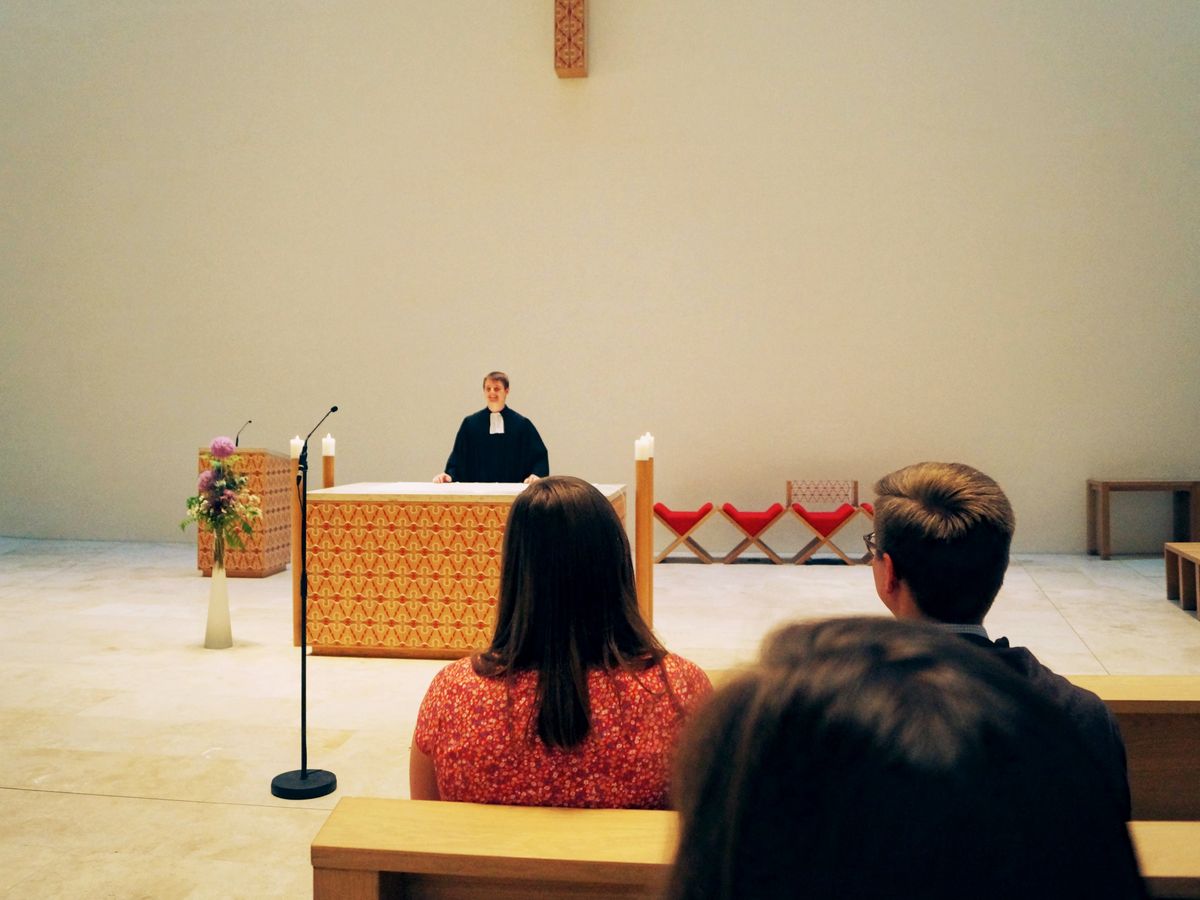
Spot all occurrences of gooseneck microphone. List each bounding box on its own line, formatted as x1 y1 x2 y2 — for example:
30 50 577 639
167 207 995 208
271 404 340 801
234 420 252 447
304 406 337 443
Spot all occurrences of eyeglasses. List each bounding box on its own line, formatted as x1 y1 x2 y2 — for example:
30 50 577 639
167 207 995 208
863 532 879 558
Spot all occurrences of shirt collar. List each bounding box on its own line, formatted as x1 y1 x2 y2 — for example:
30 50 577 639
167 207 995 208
931 621 990 641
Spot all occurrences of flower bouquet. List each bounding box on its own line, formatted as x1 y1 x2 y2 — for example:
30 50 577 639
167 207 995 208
181 436 262 568
182 437 261 648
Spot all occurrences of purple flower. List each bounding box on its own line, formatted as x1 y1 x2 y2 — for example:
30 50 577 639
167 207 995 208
198 469 215 493
210 436 236 459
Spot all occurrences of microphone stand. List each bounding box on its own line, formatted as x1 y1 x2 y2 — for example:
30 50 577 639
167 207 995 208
234 419 252 447
271 405 338 800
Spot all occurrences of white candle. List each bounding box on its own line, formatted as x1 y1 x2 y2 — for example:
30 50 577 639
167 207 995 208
645 432 655 457
322 433 335 456
635 436 649 460
290 435 303 459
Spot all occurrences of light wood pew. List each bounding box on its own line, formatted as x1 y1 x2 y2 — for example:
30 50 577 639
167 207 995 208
1165 542 1200 614
702 670 1200 820
311 798 1200 900
311 798 674 900
1068 675 1200 821
1132 821 1200 900
706 671 1200 819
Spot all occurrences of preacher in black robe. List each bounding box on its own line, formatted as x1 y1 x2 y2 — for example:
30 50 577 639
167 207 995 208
442 407 549 483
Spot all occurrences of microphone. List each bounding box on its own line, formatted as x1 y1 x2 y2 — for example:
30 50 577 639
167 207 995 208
272 403 340 801
304 406 339 444
234 419 252 447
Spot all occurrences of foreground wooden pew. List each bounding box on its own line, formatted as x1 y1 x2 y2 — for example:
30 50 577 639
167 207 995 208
311 798 673 900
1068 675 1200 820
311 675 1200 896
1133 821 1200 900
311 798 1200 900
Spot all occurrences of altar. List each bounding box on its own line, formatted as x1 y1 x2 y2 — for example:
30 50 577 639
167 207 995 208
304 482 626 658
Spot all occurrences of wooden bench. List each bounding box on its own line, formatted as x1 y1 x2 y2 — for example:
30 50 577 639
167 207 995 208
1068 675 1200 821
311 676 1200 895
1165 542 1200 615
1087 480 1200 560
312 798 673 899
698 671 1200 821
696 672 1200 825
311 798 1200 900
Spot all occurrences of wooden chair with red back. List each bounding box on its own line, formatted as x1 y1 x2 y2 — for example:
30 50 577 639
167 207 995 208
788 479 867 565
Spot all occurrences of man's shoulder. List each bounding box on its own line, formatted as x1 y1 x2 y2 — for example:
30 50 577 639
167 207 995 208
460 408 490 426
985 638 1130 817
987 641 1111 715
501 406 534 426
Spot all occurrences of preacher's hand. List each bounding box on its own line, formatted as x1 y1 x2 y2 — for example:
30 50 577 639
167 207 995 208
523 474 540 484
433 473 452 484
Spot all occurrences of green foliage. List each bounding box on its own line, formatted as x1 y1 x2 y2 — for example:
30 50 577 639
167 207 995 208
181 450 262 563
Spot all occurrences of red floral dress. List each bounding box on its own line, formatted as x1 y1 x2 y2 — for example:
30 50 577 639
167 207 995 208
414 654 712 809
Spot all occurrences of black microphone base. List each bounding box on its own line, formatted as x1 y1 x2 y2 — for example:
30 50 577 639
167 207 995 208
271 768 337 800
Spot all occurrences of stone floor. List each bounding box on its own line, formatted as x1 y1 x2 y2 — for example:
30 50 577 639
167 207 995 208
1 536 1198 898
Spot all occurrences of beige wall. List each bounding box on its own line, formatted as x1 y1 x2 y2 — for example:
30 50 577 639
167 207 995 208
1 2 1197 551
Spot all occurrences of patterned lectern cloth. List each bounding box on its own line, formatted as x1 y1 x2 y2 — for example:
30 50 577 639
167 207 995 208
305 483 626 659
196 448 292 577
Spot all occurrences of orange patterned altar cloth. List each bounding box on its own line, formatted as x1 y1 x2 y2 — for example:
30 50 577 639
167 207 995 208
306 483 626 659
197 447 292 578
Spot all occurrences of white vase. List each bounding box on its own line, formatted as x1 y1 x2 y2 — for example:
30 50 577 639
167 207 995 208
205 563 233 649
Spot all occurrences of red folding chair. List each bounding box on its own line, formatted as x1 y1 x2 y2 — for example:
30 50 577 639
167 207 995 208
786 480 868 565
653 502 717 563
791 502 860 564
720 502 787 564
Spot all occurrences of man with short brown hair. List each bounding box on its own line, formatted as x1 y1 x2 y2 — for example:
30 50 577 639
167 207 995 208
867 461 1130 819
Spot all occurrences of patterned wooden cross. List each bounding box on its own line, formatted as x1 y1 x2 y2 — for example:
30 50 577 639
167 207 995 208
555 0 587 77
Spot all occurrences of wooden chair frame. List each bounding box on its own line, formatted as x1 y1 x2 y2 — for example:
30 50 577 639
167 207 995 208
786 479 859 508
791 503 861 565
721 503 788 564
785 481 867 566
653 502 717 563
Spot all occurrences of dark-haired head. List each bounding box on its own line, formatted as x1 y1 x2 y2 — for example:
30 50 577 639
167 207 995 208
667 617 1143 900
474 475 665 749
872 461 1014 623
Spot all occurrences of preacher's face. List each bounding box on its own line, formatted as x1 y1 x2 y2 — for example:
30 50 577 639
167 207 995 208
483 378 509 411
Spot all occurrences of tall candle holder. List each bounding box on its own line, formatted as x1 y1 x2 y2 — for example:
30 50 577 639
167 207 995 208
634 433 655 626
322 433 335 488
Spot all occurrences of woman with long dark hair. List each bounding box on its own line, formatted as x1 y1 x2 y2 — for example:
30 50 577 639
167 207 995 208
410 475 711 808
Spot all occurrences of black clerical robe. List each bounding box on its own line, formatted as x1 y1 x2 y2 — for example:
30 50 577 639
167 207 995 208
443 407 549 483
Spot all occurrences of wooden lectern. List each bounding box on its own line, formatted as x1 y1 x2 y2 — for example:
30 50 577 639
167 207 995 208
196 447 292 577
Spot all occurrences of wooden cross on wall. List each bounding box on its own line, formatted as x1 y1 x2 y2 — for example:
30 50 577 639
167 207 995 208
554 0 587 77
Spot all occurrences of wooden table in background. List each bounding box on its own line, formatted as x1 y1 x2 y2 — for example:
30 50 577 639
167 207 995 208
1086 480 1199 560
304 482 625 659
